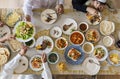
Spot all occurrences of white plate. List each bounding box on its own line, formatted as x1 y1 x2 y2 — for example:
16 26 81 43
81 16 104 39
41 9 57 24
36 36 54 54
92 45 108 61
0 25 11 38
82 57 100 75
107 50 120 66
100 20 115 36
86 12 102 25
29 55 43 71
13 21 36 42
14 56 28 73
50 26 62 38
55 37 68 50
61 18 77 35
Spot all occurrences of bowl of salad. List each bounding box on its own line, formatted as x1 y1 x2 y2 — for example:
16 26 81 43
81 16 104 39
13 21 35 42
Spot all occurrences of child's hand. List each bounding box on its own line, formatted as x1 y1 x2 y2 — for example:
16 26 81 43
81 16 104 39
55 4 64 15
19 46 28 56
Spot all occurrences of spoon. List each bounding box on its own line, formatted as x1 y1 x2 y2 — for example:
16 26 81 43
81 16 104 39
89 59 100 66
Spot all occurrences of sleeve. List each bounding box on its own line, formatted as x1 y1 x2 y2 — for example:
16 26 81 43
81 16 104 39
58 0 64 4
72 0 87 13
23 0 33 16
41 62 52 79
0 54 22 79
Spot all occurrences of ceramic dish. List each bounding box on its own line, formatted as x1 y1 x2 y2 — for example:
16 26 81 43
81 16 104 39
35 36 54 54
24 38 35 48
41 9 57 24
79 22 89 32
61 18 77 35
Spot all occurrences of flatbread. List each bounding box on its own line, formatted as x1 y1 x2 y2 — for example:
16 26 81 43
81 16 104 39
0 54 8 65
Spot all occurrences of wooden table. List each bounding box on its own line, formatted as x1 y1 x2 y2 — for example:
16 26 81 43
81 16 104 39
1 8 120 75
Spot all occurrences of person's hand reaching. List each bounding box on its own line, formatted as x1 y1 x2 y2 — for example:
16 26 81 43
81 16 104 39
41 53 47 63
19 46 28 56
55 4 64 15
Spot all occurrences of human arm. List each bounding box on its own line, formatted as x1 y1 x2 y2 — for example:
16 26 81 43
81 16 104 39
41 53 52 79
0 34 15 43
23 0 33 21
0 46 27 79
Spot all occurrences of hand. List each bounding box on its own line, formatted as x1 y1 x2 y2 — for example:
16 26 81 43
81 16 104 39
55 4 64 14
19 46 28 56
4 34 15 41
25 15 31 22
41 53 47 63
0 21 4 27
87 7 98 15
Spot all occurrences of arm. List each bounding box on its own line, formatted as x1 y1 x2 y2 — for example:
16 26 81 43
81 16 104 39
41 63 52 79
0 54 22 79
72 0 87 12
0 46 27 79
23 0 33 21
58 0 64 5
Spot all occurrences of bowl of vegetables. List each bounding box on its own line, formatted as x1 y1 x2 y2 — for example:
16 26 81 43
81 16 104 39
24 38 35 48
13 21 35 42
47 52 59 64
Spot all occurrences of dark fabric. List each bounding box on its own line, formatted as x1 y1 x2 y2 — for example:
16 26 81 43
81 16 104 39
72 0 88 13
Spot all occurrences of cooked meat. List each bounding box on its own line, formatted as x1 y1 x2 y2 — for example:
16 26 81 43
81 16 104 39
63 23 73 31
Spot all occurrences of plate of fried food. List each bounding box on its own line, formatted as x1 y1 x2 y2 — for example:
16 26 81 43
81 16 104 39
41 9 57 24
55 37 68 50
35 36 54 54
85 29 100 43
13 21 36 42
0 25 11 38
0 45 10 66
92 45 108 61
29 55 43 71
64 45 85 65
61 18 77 35
86 12 102 25
107 50 120 66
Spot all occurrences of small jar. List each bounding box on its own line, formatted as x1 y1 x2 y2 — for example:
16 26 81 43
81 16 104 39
102 36 115 47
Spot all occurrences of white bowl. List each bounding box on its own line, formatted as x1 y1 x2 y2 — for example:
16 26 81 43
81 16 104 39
79 22 89 32
92 45 108 61
69 31 85 45
24 38 35 48
47 52 59 64
50 26 62 38
82 42 94 54
55 37 68 50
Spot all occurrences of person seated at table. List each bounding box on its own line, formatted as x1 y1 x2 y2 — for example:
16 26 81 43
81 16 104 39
0 45 52 79
23 0 64 22
72 0 107 15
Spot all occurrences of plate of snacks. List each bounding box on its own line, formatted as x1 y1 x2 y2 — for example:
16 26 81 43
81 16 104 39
13 21 36 42
61 18 77 35
0 46 10 66
0 25 11 38
35 36 54 54
50 26 62 38
92 45 108 61
107 50 120 66
86 12 102 25
85 29 100 43
29 55 43 71
64 45 85 65
55 37 68 50
41 9 57 24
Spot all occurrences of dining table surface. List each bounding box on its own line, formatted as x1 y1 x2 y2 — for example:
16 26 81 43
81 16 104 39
0 8 120 75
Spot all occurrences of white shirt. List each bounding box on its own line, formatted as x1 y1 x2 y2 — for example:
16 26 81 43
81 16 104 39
23 0 64 16
0 54 52 79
